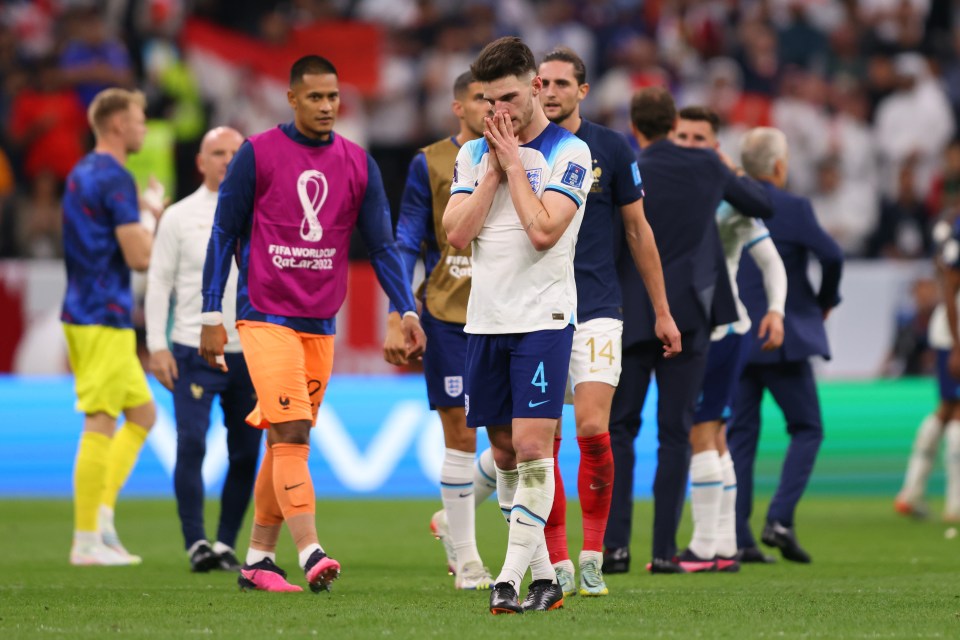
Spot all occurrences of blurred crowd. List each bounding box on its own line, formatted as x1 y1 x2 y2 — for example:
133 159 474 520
1 0 959 265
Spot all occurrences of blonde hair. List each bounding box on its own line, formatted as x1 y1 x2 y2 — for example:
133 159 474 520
87 88 146 134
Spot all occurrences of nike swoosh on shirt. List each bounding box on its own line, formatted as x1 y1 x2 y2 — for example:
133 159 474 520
528 400 550 408
515 517 536 527
590 482 610 490
284 482 305 491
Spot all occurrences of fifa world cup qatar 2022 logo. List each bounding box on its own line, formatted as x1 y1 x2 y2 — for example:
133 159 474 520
297 169 328 242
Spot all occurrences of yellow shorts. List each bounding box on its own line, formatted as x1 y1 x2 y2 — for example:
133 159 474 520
63 324 153 418
237 321 335 429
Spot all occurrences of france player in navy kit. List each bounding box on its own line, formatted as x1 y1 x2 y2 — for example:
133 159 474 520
537 47 680 598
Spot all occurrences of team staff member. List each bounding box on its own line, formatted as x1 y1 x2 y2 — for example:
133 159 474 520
200 55 425 593
605 87 773 575
146 126 263 573
728 127 844 565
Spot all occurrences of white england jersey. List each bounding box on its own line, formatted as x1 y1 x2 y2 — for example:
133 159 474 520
929 219 960 350
712 201 773 340
451 122 592 334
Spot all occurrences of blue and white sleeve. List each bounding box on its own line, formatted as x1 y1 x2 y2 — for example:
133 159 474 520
389 152 432 313
544 138 593 207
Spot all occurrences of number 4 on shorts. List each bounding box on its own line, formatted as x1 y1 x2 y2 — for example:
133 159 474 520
531 361 547 393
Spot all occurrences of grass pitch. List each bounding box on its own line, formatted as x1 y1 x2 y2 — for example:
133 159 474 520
2 497 959 639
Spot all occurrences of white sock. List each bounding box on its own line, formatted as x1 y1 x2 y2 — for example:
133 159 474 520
688 450 723 559
98 505 116 535
245 548 275 565
495 458 555 589
945 421 960 518
716 452 738 558
74 531 99 547
474 448 498 505
496 465 519 524
900 414 942 504
298 542 323 569
441 448 481 572
212 541 233 556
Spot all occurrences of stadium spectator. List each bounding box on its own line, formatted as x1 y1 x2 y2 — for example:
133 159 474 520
62 88 160 566
145 126 262 574
728 126 844 565
58 7 134 108
199 54 424 593
8 56 87 184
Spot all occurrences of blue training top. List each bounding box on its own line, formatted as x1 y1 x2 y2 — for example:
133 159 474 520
61 152 141 328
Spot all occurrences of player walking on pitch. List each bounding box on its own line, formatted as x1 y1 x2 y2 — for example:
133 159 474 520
200 55 425 593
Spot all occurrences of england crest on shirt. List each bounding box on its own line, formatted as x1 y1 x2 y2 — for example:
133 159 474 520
526 168 542 193
444 376 463 397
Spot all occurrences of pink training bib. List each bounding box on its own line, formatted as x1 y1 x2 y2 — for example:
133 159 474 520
247 128 368 318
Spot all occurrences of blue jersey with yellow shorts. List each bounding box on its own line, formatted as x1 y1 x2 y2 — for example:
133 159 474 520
61 152 152 417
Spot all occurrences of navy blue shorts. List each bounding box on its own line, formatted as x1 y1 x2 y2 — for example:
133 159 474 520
936 349 960 401
421 307 467 409
694 331 753 424
464 326 574 428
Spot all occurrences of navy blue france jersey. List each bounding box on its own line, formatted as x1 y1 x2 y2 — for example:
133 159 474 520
573 119 645 323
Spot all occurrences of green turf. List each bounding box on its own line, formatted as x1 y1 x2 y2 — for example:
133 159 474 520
3 497 959 639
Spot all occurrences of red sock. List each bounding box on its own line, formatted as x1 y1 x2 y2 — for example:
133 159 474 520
578 432 614 552
544 435 569 564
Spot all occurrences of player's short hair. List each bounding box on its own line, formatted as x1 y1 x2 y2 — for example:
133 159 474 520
678 105 720 134
740 127 788 178
471 36 536 83
630 87 676 140
453 70 476 99
290 55 338 87
87 88 146 134
541 46 587 85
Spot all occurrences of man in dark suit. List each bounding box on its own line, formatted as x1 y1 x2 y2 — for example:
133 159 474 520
728 127 844 564
604 87 773 574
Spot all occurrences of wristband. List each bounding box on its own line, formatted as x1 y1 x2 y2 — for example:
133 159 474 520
201 311 223 326
402 311 419 321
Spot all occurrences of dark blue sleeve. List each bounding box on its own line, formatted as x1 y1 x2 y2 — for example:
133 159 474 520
101 169 141 228
358 154 417 315
722 167 773 219
389 152 432 313
611 133 644 206
800 199 844 310
202 140 255 313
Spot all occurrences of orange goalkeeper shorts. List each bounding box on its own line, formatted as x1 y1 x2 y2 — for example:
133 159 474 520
237 320 334 429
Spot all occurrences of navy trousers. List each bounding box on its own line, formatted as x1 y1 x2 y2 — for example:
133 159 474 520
606 326 709 561
727 359 824 548
171 343 262 550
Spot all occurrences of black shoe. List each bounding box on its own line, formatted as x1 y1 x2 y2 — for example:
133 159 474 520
216 548 242 572
602 547 630 574
738 546 777 564
647 557 687 574
520 579 564 612
761 521 812 563
189 541 220 573
489 582 523 615
675 548 717 573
